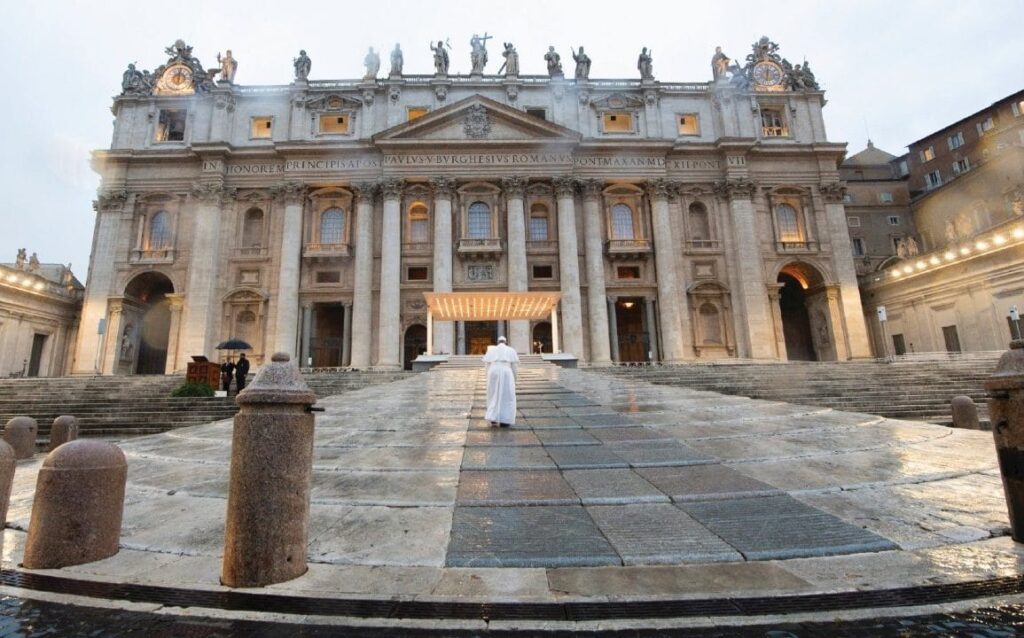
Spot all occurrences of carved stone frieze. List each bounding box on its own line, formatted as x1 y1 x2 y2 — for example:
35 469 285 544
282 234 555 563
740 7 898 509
351 181 379 203
505 84 518 102
645 178 675 200
434 85 448 101
552 176 577 199
500 176 527 198
270 181 308 204
713 179 758 200
819 181 848 204
429 177 457 200
380 178 405 199
579 179 603 200
95 190 129 211
191 182 225 203
464 104 491 139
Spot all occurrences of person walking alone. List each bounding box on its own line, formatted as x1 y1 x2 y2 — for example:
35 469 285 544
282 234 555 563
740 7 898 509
235 352 251 393
482 336 519 427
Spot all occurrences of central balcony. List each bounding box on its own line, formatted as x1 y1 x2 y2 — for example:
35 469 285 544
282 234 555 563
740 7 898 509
458 237 503 261
129 248 175 264
303 243 351 259
775 240 820 254
526 240 559 255
605 239 652 260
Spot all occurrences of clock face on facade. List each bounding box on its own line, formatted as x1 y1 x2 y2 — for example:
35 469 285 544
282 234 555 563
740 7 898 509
155 63 195 96
751 61 784 91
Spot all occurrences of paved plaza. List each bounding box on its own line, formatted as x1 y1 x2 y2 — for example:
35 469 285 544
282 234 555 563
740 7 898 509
2 363 1023 631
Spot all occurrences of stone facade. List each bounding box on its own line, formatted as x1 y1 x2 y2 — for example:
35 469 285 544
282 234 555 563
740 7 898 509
0 257 82 377
75 38 872 374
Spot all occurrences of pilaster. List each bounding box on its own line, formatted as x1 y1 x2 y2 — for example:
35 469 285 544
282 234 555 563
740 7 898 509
430 177 456 354
376 178 403 369
553 176 584 358
647 179 689 362
164 293 185 374
821 182 872 358
270 181 306 357
349 182 377 369
581 179 612 365
502 176 530 353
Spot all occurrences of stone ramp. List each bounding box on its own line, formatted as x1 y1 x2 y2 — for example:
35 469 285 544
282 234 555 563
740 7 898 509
590 355 999 423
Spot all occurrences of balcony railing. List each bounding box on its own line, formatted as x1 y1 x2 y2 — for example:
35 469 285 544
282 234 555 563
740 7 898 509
526 240 558 254
775 240 819 253
685 239 722 252
303 243 351 258
605 238 653 260
129 248 175 264
457 237 503 260
233 246 269 260
402 241 433 255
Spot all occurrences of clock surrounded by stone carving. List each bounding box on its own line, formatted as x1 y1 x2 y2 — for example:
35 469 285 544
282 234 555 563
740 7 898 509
751 61 784 91
155 63 195 95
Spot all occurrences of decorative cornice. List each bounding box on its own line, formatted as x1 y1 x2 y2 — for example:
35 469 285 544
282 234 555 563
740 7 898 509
94 190 128 211
191 182 225 203
500 176 527 199
819 181 848 204
270 181 307 204
713 178 758 200
552 176 577 198
579 179 603 200
645 178 675 201
380 178 404 199
428 177 456 200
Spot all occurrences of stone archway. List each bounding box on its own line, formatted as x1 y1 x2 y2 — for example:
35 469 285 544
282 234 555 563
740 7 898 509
124 272 175 374
403 324 427 371
776 262 837 361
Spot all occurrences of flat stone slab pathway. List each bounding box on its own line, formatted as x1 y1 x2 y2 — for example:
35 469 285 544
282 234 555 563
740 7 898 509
1 364 1020 619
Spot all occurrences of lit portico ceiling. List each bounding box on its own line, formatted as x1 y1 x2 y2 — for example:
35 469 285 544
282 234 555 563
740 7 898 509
423 291 562 321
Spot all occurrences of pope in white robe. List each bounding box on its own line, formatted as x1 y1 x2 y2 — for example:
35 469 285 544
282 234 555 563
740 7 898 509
482 336 519 426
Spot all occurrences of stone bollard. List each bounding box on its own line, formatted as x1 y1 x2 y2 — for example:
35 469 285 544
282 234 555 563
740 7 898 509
0 440 16 526
22 440 127 569
986 339 1024 542
951 395 980 430
221 352 317 588
3 416 37 459
48 415 79 452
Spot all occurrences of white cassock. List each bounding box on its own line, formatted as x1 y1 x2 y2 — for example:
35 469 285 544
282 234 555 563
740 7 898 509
483 343 519 424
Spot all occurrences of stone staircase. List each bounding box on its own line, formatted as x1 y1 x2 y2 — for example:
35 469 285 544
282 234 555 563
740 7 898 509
590 354 1001 423
0 369 413 439
433 354 550 370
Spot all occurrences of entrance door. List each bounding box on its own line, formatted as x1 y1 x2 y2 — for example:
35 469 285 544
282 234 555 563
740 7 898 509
27 334 47 377
136 300 171 374
532 322 552 354
312 304 345 367
942 325 962 353
403 324 427 370
778 274 817 361
466 321 498 355
615 298 648 363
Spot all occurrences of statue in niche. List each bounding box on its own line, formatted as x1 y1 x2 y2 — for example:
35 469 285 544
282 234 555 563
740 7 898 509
15 248 26 269
469 33 491 74
28 253 40 273
389 43 403 76
363 47 381 80
430 39 450 75
1009 187 1024 216
905 236 920 256
711 46 730 80
637 47 654 80
571 46 591 80
895 238 908 259
544 46 563 77
945 220 958 243
498 42 519 76
293 50 311 81
955 214 973 238
217 50 238 83
120 325 134 362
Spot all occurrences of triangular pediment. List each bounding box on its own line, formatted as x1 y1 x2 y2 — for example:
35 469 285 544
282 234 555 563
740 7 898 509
373 95 581 145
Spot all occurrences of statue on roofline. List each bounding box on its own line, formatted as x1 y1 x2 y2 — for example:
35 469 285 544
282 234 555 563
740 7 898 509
294 50 311 81
469 33 492 74
544 46 563 77
498 42 519 76
390 43 403 77
571 46 591 80
637 47 654 81
363 47 381 80
15 249 26 269
711 46 730 80
430 39 450 75
217 50 238 83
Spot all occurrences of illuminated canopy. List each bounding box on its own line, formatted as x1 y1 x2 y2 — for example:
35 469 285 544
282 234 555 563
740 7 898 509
423 291 562 321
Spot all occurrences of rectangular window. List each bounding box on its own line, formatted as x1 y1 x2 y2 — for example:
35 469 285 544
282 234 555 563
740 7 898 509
897 159 909 176
319 114 349 134
155 109 186 142
760 109 788 137
315 271 340 284
616 265 641 280
976 117 995 135
947 131 964 150
847 216 861 227
887 215 901 226
603 112 634 133
531 264 553 279
925 170 942 189
250 117 273 139
851 237 865 256
677 114 699 135
952 158 971 175
942 325 962 353
879 192 894 203
406 266 429 281
1013 100 1024 117
892 333 907 356
529 216 548 241
407 107 428 121
526 108 547 120
919 146 935 162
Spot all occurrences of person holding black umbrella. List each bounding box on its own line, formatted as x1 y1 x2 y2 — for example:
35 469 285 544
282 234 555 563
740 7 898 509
220 358 236 394
235 353 250 392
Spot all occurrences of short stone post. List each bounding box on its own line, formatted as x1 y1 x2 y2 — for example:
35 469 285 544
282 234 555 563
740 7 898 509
0 441 16 526
986 339 1024 542
950 396 980 430
23 440 128 569
3 416 37 459
222 352 317 588
48 415 79 451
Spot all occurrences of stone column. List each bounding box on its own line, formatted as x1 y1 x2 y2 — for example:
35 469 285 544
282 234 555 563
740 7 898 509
553 177 584 358
74 192 128 375
824 284 850 361
341 303 353 367
580 180 612 365
179 182 230 362
164 294 185 374
766 283 786 360
270 182 305 357
426 309 434 355
645 297 660 362
502 177 530 353
457 321 466 355
607 298 620 362
300 303 313 367
430 177 456 354
350 182 377 369
101 299 125 375
647 180 688 362
821 183 872 358
376 179 403 369
551 305 561 354
718 179 775 358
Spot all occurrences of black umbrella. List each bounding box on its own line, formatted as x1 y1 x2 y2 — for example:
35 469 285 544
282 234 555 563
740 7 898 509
215 338 252 351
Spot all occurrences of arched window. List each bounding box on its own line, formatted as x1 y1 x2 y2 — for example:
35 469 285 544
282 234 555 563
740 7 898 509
775 204 804 242
467 201 491 239
529 203 549 241
611 203 635 239
408 204 429 243
700 303 722 344
320 207 345 244
242 208 264 248
688 202 710 240
148 210 171 249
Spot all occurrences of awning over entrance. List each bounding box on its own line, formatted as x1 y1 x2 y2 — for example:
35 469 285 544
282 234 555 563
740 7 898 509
423 292 562 321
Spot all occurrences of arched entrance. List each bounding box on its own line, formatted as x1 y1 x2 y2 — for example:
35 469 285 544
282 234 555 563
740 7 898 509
532 322 552 354
776 262 834 362
403 324 427 371
124 272 174 374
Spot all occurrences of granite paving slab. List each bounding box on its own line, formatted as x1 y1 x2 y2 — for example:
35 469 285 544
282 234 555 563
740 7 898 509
460 446 556 470
546 444 629 469
464 430 542 447
575 413 639 427
533 429 600 446
456 470 579 506
589 426 674 443
519 417 583 429
562 468 671 505
636 464 782 501
587 503 742 564
608 440 718 467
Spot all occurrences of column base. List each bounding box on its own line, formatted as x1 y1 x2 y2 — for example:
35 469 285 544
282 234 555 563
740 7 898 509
371 364 403 372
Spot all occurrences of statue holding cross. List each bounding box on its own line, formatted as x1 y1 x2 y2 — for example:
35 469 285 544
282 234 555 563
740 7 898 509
469 33 492 74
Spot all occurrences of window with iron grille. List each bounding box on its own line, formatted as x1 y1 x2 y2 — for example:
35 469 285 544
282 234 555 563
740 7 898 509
467 201 491 238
